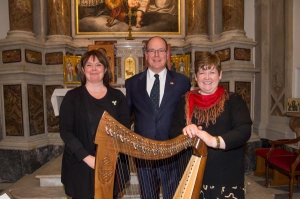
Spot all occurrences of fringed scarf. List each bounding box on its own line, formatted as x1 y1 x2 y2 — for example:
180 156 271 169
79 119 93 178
185 85 229 127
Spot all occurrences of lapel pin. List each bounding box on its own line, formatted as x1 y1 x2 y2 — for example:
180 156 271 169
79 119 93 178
170 82 174 85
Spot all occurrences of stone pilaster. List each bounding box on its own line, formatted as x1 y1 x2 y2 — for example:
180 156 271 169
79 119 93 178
47 0 72 43
7 0 35 39
185 0 209 43
221 0 246 38
208 0 222 41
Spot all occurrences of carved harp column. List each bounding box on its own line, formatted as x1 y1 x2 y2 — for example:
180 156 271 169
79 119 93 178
7 0 35 39
220 0 246 38
94 112 208 199
185 0 208 43
46 0 72 43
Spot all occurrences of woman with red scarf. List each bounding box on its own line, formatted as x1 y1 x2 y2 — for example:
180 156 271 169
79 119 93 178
169 51 252 199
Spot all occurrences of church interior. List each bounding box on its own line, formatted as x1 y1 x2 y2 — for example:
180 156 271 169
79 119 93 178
0 0 300 198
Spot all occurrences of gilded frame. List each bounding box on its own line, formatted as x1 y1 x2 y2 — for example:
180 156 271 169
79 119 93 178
287 98 300 113
72 0 185 38
63 55 82 85
170 54 190 78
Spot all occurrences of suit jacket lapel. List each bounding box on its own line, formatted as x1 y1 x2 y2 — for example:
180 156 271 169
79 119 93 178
138 70 156 113
159 70 175 111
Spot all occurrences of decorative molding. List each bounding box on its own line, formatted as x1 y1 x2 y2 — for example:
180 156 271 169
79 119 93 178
117 49 143 56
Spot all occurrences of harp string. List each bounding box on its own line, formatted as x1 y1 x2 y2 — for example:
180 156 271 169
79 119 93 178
95 111 207 198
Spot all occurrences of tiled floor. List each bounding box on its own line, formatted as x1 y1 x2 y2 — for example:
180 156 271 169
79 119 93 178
1 173 300 198
246 174 300 199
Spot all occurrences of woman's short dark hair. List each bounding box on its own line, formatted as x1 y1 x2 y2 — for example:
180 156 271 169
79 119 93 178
195 51 221 74
79 50 111 87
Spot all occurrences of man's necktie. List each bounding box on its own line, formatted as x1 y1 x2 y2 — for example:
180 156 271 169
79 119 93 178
150 74 160 112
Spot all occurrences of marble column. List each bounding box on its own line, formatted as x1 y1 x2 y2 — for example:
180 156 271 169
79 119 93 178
47 0 72 43
7 0 35 39
185 0 209 43
221 0 246 38
208 0 222 41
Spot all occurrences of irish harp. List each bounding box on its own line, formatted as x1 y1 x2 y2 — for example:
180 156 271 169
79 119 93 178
94 111 207 198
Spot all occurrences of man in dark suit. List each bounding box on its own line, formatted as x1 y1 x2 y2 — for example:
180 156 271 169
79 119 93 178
125 36 191 199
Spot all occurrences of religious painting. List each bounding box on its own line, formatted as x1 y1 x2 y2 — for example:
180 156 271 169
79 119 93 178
74 0 184 38
63 55 82 85
170 54 190 78
287 98 300 113
124 57 136 79
88 44 116 83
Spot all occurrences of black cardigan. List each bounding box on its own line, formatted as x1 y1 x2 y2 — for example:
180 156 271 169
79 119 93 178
59 86 130 198
169 92 252 187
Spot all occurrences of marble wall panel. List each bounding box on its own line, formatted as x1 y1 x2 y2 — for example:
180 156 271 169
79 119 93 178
117 57 121 78
234 48 251 61
219 81 230 91
0 150 23 181
45 52 63 65
0 146 64 182
3 85 23 136
195 51 204 61
46 85 63 133
235 81 251 111
244 140 261 173
27 85 45 136
2 49 21 63
139 57 143 73
216 48 231 62
25 49 42 65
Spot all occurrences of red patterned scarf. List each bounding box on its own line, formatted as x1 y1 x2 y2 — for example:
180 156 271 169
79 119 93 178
185 85 229 127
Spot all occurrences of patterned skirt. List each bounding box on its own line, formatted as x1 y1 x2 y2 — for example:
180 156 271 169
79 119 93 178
199 184 245 199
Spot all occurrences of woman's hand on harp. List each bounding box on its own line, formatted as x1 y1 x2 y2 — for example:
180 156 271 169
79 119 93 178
182 124 225 149
182 124 202 138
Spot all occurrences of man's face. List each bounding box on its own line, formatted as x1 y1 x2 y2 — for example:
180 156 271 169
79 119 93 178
145 37 168 74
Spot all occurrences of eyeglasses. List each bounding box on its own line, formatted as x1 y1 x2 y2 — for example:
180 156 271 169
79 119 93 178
147 49 167 54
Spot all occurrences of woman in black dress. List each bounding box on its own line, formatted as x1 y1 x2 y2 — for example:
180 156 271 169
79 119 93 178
169 51 252 199
59 50 130 199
